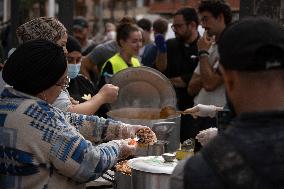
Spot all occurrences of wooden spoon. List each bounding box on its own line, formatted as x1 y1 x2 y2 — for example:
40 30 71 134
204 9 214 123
160 106 184 118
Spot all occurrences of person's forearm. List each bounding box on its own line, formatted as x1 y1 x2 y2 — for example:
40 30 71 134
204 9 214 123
50 134 120 183
199 56 222 91
170 77 187 88
188 74 202 96
67 93 105 115
155 52 167 72
65 110 121 142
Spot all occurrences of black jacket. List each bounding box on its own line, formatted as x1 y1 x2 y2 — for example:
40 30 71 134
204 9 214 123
183 111 284 189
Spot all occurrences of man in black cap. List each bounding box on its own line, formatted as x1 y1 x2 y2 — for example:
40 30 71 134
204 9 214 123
170 17 284 188
73 16 95 54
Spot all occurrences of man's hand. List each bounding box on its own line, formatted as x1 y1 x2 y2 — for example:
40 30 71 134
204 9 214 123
113 139 137 160
195 127 218 146
155 34 167 53
197 31 213 51
119 124 157 145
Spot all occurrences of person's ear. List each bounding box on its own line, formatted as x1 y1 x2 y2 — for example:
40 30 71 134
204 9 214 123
217 13 224 22
119 39 125 47
219 64 238 94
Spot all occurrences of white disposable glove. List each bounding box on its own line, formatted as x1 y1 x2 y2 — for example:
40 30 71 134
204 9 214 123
105 122 157 144
184 104 223 118
113 139 137 160
195 127 218 146
119 124 157 145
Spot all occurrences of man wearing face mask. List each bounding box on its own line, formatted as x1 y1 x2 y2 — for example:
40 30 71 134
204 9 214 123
103 22 116 43
64 36 119 116
66 36 97 103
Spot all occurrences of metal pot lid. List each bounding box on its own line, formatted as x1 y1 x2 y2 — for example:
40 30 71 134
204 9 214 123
110 66 176 109
128 156 178 174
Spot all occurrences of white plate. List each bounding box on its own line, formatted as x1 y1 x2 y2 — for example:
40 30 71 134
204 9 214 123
110 66 176 109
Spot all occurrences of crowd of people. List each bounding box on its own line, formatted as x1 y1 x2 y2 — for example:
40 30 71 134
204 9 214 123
1 0 284 188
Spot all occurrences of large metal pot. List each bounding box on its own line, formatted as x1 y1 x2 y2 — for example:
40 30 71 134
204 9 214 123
128 156 177 189
107 107 181 153
113 171 131 189
131 169 171 189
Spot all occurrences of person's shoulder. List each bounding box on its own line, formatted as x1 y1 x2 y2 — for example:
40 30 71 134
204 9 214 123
88 40 112 54
69 75 96 90
90 40 118 57
166 38 181 48
98 40 117 49
171 153 210 189
23 98 58 116
72 74 90 83
167 38 179 44
184 152 210 173
104 40 119 51
143 43 157 54
52 90 72 112
182 152 222 188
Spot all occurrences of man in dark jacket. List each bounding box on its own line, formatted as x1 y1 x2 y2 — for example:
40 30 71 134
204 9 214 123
170 17 284 189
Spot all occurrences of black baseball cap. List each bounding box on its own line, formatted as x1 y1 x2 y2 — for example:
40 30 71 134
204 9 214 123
73 16 89 30
218 17 284 71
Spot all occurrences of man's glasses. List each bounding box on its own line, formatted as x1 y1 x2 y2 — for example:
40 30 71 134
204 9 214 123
55 76 70 89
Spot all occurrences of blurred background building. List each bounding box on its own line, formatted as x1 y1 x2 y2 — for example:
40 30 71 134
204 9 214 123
2 0 284 58
0 0 240 42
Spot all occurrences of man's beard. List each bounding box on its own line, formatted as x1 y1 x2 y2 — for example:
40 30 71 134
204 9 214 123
175 32 190 42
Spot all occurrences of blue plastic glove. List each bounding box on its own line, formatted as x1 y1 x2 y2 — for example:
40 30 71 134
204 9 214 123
154 34 167 53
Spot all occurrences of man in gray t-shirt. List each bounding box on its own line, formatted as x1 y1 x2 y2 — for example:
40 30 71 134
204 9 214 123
80 40 119 82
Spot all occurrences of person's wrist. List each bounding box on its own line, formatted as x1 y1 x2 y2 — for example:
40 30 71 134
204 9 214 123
198 50 209 58
95 92 107 103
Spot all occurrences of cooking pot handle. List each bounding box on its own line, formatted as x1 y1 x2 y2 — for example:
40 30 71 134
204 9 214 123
152 122 175 140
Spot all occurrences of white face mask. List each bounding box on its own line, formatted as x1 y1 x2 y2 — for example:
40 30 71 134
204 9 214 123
106 31 116 41
67 62 81 79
